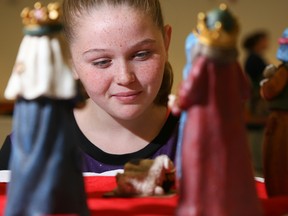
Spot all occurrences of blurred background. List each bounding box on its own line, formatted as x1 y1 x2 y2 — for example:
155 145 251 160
1 0 286 98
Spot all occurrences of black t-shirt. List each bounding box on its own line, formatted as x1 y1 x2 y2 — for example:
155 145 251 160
0 112 179 172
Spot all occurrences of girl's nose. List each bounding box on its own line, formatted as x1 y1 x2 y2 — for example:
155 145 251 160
116 62 136 85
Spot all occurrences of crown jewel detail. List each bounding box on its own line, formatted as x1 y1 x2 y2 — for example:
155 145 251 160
194 4 239 48
21 2 61 27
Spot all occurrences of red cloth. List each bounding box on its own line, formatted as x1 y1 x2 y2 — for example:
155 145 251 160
0 176 288 216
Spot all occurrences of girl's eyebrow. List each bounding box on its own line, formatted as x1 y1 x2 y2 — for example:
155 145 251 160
83 48 106 55
83 39 156 55
132 39 156 48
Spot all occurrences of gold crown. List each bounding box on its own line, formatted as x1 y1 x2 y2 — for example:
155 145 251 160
21 2 61 28
194 4 239 48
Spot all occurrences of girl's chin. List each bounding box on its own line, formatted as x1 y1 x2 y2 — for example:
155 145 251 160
111 111 144 121
108 106 148 121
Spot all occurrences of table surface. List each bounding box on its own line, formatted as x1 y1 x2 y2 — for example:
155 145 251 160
1 176 288 216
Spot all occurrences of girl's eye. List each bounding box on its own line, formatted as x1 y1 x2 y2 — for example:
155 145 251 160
133 51 151 60
92 59 112 68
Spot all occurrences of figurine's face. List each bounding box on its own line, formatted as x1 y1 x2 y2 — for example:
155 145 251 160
70 5 171 120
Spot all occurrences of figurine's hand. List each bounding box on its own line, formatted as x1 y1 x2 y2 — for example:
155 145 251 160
168 94 182 116
260 65 277 86
263 64 277 78
168 94 176 108
171 104 182 116
260 78 269 86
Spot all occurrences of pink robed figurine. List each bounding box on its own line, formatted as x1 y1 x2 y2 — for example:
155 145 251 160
172 4 263 216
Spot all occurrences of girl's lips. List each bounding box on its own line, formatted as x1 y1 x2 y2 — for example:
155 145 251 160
111 91 142 103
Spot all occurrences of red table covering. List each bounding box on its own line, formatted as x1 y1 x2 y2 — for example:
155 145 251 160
1 176 288 216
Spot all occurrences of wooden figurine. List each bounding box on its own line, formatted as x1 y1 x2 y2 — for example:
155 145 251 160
172 4 262 216
4 2 89 215
112 155 175 197
260 28 288 197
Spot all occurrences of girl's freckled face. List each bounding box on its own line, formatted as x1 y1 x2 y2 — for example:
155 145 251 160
70 5 169 120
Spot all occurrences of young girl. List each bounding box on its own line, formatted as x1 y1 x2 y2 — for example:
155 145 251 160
0 0 179 173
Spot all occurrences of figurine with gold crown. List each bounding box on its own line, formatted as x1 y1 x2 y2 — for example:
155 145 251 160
172 4 263 216
260 28 288 197
4 2 88 215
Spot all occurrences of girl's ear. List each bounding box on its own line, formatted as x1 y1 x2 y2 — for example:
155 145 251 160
70 60 79 79
163 25 172 52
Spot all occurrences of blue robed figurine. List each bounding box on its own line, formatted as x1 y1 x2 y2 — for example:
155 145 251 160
175 32 198 182
4 2 89 215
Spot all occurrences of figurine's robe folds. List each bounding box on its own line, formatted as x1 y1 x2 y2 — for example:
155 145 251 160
5 98 89 215
177 52 262 216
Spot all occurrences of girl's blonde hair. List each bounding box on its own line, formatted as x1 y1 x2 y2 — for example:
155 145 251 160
62 0 173 106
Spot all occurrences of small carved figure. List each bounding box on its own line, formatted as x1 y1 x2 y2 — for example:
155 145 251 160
112 155 175 197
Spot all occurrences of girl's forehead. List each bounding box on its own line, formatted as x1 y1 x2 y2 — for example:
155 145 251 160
74 5 159 37
78 4 150 24
71 5 163 51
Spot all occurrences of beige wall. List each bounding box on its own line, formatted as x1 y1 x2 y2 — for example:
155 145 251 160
0 0 287 98
161 0 287 92
0 0 55 100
